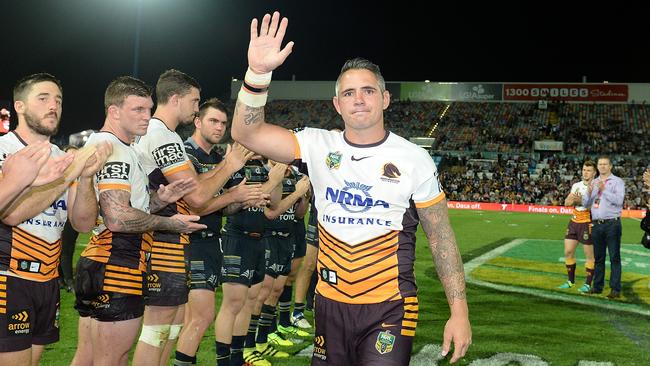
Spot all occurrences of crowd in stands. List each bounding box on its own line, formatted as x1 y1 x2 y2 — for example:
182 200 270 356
121 99 650 210
439 154 649 209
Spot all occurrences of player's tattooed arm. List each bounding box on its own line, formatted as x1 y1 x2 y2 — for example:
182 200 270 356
233 100 264 127
417 199 467 305
100 190 205 233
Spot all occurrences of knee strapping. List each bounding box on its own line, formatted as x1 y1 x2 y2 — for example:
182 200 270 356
138 324 171 348
168 324 182 340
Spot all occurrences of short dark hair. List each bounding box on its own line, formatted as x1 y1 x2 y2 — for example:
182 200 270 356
156 69 201 104
583 160 597 170
198 98 228 119
597 155 612 165
104 76 152 114
13 73 62 102
335 57 385 95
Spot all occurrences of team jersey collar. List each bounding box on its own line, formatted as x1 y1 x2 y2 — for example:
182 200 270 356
343 130 390 148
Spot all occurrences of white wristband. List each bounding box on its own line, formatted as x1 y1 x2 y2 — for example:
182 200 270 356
245 68 272 87
238 86 268 108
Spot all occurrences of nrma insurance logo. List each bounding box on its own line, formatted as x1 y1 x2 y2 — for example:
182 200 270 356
43 199 67 217
325 181 389 213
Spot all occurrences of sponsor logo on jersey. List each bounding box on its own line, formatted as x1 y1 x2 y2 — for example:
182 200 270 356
147 273 161 292
97 161 131 181
152 143 186 168
381 162 401 183
42 199 68 217
351 155 371 162
325 151 342 170
313 335 327 360
7 310 31 335
325 180 389 213
375 330 396 354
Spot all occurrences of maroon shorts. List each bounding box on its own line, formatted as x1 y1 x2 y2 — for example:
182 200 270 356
74 258 145 322
0 275 59 352
311 294 418 366
565 221 592 245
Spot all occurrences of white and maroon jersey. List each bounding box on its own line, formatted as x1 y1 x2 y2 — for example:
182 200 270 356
292 128 444 304
81 132 152 273
133 118 192 273
0 132 68 281
570 181 591 223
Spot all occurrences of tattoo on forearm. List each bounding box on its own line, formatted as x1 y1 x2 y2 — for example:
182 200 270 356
417 200 467 305
243 105 264 126
148 193 168 214
100 190 186 233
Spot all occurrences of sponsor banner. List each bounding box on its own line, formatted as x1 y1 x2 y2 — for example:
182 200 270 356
533 140 563 151
400 83 502 101
451 84 502 101
503 83 628 102
401 83 451 101
447 201 645 219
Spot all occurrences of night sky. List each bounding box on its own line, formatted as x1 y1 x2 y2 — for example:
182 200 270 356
2 1 648 139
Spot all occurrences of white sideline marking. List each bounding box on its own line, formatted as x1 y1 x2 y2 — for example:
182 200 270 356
464 239 650 317
468 353 548 366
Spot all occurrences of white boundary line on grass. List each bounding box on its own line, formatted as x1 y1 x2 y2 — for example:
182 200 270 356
464 239 650 317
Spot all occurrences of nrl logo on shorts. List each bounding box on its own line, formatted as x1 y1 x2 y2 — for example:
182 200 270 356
375 330 395 354
325 151 342 170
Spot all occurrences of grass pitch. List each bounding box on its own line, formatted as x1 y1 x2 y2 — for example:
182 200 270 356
40 210 650 365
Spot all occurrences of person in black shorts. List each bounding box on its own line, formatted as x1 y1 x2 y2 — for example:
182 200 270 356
174 98 264 365
215 159 285 366
252 166 310 354
70 76 204 366
231 13 471 365
132 70 263 366
292 199 318 328
0 73 108 366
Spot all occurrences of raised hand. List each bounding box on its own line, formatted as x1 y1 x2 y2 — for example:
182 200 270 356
248 11 294 74
225 142 255 171
169 214 207 234
64 145 98 181
80 142 112 178
267 161 288 183
157 178 198 203
230 179 266 203
33 152 75 186
295 175 310 195
3 141 53 188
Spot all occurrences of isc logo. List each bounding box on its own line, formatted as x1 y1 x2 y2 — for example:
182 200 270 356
97 162 131 181
152 143 185 168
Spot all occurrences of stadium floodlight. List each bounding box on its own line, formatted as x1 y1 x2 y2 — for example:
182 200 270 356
68 129 97 147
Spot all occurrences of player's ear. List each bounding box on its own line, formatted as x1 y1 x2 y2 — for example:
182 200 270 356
332 96 341 115
382 90 390 110
13 100 25 114
107 105 119 120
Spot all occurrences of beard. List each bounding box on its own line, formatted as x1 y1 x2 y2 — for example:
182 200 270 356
24 108 59 136
202 132 222 145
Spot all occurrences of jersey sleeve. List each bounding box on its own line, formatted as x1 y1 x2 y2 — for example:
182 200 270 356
293 127 321 164
411 148 445 208
96 143 133 193
145 127 192 176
